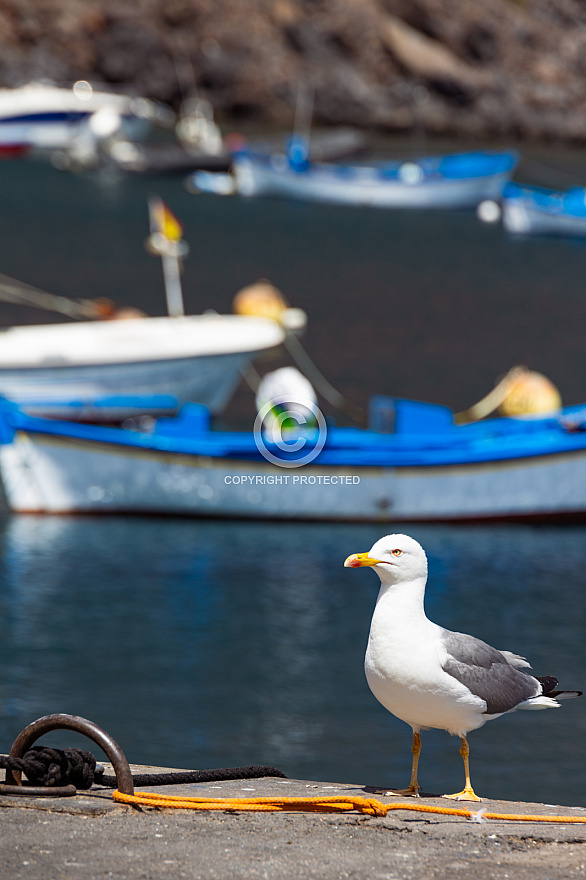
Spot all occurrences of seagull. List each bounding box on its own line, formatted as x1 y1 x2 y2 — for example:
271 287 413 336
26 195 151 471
344 534 582 801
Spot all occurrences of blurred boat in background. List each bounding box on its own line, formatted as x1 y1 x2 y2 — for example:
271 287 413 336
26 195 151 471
0 203 289 422
501 182 586 237
105 95 232 174
177 127 368 184
0 315 284 421
0 80 169 151
211 142 519 208
2 393 586 521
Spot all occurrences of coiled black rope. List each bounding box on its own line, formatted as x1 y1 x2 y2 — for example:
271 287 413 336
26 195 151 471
0 747 286 790
1 747 97 789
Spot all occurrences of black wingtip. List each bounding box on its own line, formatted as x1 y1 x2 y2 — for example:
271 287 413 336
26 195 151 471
535 675 558 695
536 675 582 699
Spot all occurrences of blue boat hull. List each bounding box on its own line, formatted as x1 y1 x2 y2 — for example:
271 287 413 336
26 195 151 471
1 398 586 521
502 183 586 237
230 150 518 209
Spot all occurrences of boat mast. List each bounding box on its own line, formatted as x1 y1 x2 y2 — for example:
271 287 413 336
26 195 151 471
293 81 314 146
287 81 314 167
146 197 189 317
161 247 185 317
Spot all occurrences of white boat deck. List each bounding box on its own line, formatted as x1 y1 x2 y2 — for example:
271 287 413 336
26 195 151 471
0 314 284 367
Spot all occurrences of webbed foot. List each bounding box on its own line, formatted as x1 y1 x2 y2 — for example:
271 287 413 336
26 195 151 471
443 787 482 802
384 784 421 798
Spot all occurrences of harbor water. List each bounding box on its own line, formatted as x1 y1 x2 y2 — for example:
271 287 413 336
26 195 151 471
0 515 584 806
0 149 585 806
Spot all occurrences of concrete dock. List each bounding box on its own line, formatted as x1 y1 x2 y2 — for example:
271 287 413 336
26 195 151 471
2 763 586 879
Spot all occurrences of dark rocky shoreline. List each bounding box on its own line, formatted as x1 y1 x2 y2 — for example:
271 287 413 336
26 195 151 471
1 0 586 142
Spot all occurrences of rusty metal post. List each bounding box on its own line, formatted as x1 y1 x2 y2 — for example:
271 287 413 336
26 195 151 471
0 782 77 796
3 714 134 794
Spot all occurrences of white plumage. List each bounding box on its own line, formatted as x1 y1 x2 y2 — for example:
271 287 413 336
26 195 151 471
345 534 581 801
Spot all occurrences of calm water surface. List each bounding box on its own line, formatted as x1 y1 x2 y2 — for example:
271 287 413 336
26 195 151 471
0 516 584 806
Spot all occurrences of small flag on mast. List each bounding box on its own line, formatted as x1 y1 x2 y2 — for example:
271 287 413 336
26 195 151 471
146 197 187 317
148 197 183 242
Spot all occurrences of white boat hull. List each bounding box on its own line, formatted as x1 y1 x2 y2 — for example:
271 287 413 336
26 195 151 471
234 158 511 209
503 201 586 237
0 352 251 418
3 431 586 521
0 117 150 150
0 82 157 148
0 315 284 419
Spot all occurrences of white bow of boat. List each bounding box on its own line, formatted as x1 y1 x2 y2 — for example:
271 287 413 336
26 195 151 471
0 315 285 419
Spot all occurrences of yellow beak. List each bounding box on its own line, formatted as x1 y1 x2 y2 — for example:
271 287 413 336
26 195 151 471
344 552 384 568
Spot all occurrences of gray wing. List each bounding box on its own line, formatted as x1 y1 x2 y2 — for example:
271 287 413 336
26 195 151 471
442 630 540 714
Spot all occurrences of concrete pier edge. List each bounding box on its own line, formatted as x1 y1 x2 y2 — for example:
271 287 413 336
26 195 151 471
3 761 586 879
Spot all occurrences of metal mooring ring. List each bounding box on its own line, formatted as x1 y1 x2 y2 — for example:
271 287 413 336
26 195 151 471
2 713 134 795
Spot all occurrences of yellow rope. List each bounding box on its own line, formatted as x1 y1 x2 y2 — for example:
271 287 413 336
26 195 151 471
113 791 586 823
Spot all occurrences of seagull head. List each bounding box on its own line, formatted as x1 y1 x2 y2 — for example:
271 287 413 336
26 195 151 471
344 534 427 584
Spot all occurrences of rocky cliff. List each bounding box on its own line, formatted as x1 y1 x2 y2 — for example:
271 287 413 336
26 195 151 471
2 0 586 141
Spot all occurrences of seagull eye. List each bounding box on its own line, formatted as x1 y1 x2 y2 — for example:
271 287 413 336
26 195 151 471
392 549 402 557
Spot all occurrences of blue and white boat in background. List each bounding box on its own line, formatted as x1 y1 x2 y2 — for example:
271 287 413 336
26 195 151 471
0 81 168 150
502 182 586 237
1 395 586 522
222 141 518 209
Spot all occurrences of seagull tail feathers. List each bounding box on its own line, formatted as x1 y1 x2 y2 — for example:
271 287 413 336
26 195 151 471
516 696 561 710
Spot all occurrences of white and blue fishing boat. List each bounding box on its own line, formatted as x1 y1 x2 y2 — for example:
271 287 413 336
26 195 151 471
1 395 586 522
217 140 518 209
502 182 586 237
0 81 167 150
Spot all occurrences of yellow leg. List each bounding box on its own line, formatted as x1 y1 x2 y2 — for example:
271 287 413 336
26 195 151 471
443 736 482 802
386 731 422 797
